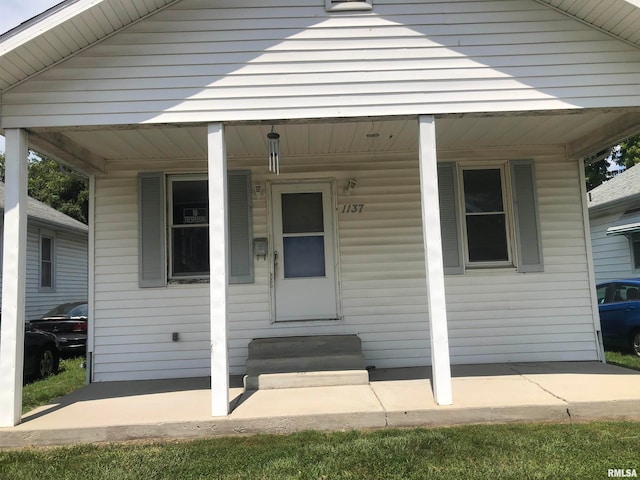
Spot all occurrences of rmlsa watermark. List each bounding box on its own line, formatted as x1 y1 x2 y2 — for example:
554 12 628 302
608 469 638 477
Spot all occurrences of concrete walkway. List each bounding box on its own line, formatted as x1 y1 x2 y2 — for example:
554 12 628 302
2 361 640 448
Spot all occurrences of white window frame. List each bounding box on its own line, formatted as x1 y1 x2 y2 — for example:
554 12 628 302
459 164 514 268
631 232 640 273
325 0 372 12
39 230 55 291
168 174 210 280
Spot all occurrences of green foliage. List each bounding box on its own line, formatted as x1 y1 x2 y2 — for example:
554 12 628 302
585 135 640 191
0 151 88 224
27 152 89 224
614 134 640 170
584 157 610 191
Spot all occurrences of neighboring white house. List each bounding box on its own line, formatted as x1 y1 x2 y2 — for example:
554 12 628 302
0 181 88 320
588 164 640 284
2 0 640 426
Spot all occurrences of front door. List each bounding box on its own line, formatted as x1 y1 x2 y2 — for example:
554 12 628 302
271 182 338 322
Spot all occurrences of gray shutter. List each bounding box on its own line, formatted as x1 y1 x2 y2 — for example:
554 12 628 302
510 160 543 273
228 170 253 284
138 173 166 287
438 163 463 275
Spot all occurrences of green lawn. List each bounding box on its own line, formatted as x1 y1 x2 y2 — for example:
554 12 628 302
22 356 86 414
1 422 639 479
605 350 640 371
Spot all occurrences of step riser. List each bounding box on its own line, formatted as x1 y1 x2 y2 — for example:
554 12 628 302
244 370 369 390
248 335 362 359
247 354 365 376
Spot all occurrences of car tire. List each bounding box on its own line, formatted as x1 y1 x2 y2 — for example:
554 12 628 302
632 330 640 358
37 347 59 379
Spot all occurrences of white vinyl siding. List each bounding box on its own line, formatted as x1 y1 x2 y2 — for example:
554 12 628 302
4 0 640 127
25 224 87 320
92 146 598 382
590 213 636 284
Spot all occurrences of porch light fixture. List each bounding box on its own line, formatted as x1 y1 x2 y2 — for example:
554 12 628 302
267 126 281 175
344 178 358 196
253 183 265 200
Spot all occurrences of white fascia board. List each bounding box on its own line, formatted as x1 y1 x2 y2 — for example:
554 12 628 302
0 0 104 56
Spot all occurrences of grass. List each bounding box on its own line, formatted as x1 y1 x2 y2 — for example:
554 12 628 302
22 356 86 414
1 422 639 479
605 350 640 371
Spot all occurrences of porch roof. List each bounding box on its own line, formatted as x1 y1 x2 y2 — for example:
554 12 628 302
1 0 640 94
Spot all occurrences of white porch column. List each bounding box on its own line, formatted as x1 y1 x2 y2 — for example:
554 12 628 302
0 129 29 427
418 115 453 406
208 123 230 416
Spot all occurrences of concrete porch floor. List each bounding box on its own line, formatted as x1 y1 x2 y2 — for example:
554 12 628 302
2 361 640 448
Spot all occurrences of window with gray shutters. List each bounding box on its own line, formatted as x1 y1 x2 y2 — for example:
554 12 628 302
438 160 542 274
138 171 253 287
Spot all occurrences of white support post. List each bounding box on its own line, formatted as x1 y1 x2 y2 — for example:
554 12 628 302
208 123 230 416
0 129 29 427
418 115 453 406
87 175 96 383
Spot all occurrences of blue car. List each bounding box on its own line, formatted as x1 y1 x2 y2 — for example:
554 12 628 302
597 279 640 357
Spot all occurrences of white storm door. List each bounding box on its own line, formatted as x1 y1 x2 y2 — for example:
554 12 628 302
271 182 338 322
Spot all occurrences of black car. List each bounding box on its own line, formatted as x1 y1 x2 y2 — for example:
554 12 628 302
24 323 61 380
30 302 88 357
0 321 60 381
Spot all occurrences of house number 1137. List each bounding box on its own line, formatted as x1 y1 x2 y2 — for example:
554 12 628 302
342 204 364 213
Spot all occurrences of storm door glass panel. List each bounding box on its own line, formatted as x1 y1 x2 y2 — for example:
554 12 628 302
281 193 326 278
282 193 324 233
463 169 509 263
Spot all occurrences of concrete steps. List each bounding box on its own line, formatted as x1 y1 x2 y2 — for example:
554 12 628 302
244 335 369 390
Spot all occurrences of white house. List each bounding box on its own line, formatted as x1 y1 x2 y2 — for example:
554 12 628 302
0 181 88 320
588 164 640 284
2 0 640 426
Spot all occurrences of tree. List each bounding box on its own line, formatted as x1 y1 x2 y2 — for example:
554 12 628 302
614 134 640 170
584 134 640 191
584 156 610 191
0 151 88 224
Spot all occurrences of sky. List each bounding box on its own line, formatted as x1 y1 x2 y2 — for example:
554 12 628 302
0 0 62 153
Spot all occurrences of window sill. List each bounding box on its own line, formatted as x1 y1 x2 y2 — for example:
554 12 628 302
464 266 517 275
168 278 209 285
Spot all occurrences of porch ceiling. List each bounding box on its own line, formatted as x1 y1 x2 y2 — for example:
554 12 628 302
27 110 640 171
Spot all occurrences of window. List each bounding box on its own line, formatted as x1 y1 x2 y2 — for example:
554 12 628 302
40 233 55 290
461 167 511 266
138 171 253 287
438 160 542 274
631 233 640 271
169 176 210 278
325 0 372 11
601 283 640 303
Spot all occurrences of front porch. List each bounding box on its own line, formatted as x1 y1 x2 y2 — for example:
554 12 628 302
3 361 640 448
